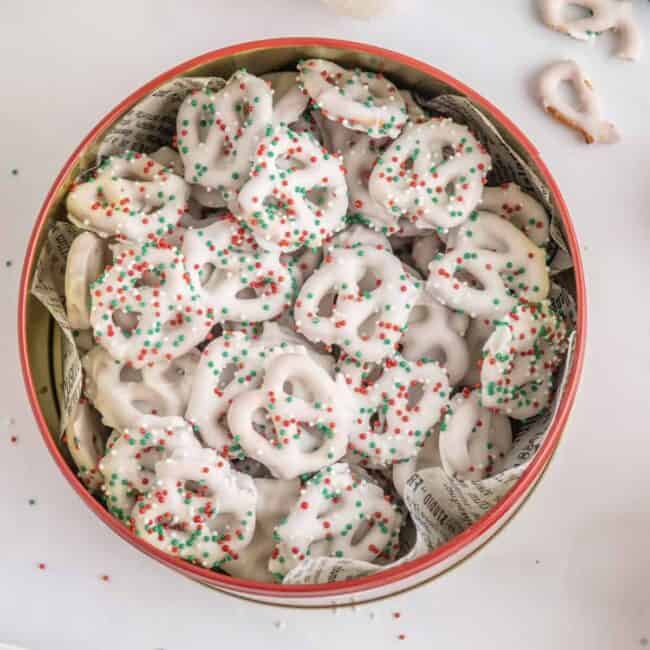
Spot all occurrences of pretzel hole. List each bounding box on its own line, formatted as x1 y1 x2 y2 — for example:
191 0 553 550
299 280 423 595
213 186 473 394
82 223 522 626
119 366 143 383
217 362 238 390
199 263 217 285
445 180 457 196
282 379 316 403
442 144 456 161
112 309 140 336
556 79 584 114
350 518 376 546
358 268 380 293
305 185 331 207
358 310 381 338
134 270 163 288
406 382 425 408
277 154 307 172
360 363 384 387
403 156 415 171
235 286 259 300
562 4 595 20
317 292 336 317
453 268 485 291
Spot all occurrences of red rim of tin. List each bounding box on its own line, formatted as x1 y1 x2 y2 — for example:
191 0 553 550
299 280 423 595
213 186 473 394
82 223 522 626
18 37 586 599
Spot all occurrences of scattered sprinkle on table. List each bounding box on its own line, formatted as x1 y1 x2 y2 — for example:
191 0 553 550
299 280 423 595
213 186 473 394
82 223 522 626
11 168 19 176
5 260 12 268
10 435 17 444
640 638 648 647
100 574 110 582
398 634 407 641
37 563 46 570
392 612 401 619
273 620 286 630
28 499 36 506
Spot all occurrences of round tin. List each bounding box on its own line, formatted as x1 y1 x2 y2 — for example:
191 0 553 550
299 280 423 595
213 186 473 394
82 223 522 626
18 38 586 607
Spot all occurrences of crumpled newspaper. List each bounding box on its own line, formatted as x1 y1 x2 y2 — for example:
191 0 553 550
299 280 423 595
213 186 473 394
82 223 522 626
29 72 579 586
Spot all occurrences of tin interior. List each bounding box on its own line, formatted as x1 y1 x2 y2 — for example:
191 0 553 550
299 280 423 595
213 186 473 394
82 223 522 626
21 41 582 596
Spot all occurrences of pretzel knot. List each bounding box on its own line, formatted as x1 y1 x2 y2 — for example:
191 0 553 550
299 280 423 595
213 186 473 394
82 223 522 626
439 388 512 481
538 60 620 144
479 183 550 247
66 152 190 242
368 118 492 231
82 346 198 431
481 300 569 420
65 232 110 330
89 239 215 367
182 216 293 322
227 352 353 479
236 123 348 252
66 400 110 491
342 355 451 468
298 59 407 138
176 71 273 193
98 418 200 521
185 331 319 459
294 245 421 363
426 210 550 318
131 447 257 569
539 0 642 61
400 292 470 386
268 463 403 580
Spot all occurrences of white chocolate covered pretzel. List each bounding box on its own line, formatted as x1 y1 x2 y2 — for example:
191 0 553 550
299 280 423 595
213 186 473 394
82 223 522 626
294 245 420 363
539 0 642 61
227 351 353 479
99 418 200 521
83 346 198 431
298 59 407 139
182 216 293 323
479 183 550 247
345 356 450 468
223 477 301 581
65 231 110 330
263 72 310 126
392 426 441 497
538 61 620 144
67 152 190 242
131 447 257 568
66 399 110 490
439 388 512 480
427 211 550 318
176 71 273 192
481 300 568 420
369 118 492 231
185 331 307 458
269 463 403 579
461 316 497 387
89 238 215 367
400 293 470 386
323 223 391 255
237 123 348 252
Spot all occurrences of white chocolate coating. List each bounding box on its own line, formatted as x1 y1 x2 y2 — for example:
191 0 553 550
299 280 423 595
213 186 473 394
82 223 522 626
392 426 441 497
67 152 190 242
481 300 569 420
132 447 257 568
345 356 450 468
298 59 407 139
227 351 353 479
262 71 310 126
82 345 199 431
237 122 348 252
182 216 292 323
400 292 470 386
89 238 214 367
294 245 420 363
439 389 512 481
268 463 403 579
65 231 110 330
426 210 550 318
176 71 273 192
538 0 642 61
479 183 550 247
223 478 301 582
369 118 492 231
538 60 620 144
99 418 200 521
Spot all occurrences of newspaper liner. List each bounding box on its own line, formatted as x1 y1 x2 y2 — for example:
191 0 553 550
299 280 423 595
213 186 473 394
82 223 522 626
28 78 579 587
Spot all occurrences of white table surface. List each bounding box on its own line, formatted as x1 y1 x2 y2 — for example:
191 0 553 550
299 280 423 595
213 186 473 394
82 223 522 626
1 1 649 648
